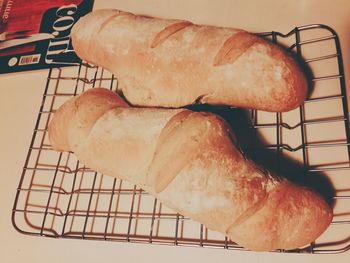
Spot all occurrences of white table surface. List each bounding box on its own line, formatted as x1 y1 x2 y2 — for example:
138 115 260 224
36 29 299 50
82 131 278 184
1 0 350 262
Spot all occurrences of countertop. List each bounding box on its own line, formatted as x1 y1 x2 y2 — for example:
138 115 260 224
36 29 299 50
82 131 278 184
1 0 350 262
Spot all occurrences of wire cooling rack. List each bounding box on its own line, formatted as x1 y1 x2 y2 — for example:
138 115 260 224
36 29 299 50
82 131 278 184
12 24 350 254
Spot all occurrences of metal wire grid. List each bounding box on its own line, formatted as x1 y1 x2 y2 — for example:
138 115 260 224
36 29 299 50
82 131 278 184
12 24 350 254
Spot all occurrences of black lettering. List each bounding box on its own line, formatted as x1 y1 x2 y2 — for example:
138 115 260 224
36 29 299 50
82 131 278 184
53 16 75 33
56 4 77 17
45 4 78 64
45 37 70 64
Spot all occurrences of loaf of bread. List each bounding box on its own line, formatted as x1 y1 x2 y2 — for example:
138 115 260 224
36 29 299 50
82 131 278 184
48 88 332 251
71 9 308 112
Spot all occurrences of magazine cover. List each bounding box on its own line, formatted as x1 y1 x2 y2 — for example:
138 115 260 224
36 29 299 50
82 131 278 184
0 0 94 74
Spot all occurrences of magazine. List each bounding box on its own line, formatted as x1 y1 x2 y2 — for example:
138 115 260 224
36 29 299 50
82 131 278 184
0 0 94 74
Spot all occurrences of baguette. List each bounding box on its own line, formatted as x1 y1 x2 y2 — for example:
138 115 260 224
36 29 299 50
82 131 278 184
48 88 332 251
71 9 308 112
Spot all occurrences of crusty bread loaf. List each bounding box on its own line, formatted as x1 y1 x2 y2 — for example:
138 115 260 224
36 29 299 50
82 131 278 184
48 88 332 251
71 9 308 112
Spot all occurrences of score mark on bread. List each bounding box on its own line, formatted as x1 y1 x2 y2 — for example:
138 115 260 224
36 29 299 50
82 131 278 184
151 21 193 48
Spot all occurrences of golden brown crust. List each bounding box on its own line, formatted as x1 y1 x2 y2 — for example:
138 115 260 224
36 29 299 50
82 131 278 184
48 88 128 152
97 11 134 33
48 88 332 251
213 31 258 66
227 181 333 251
71 9 308 112
151 21 193 48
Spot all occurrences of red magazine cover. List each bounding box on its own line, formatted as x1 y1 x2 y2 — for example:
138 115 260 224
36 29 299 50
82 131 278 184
0 0 94 73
